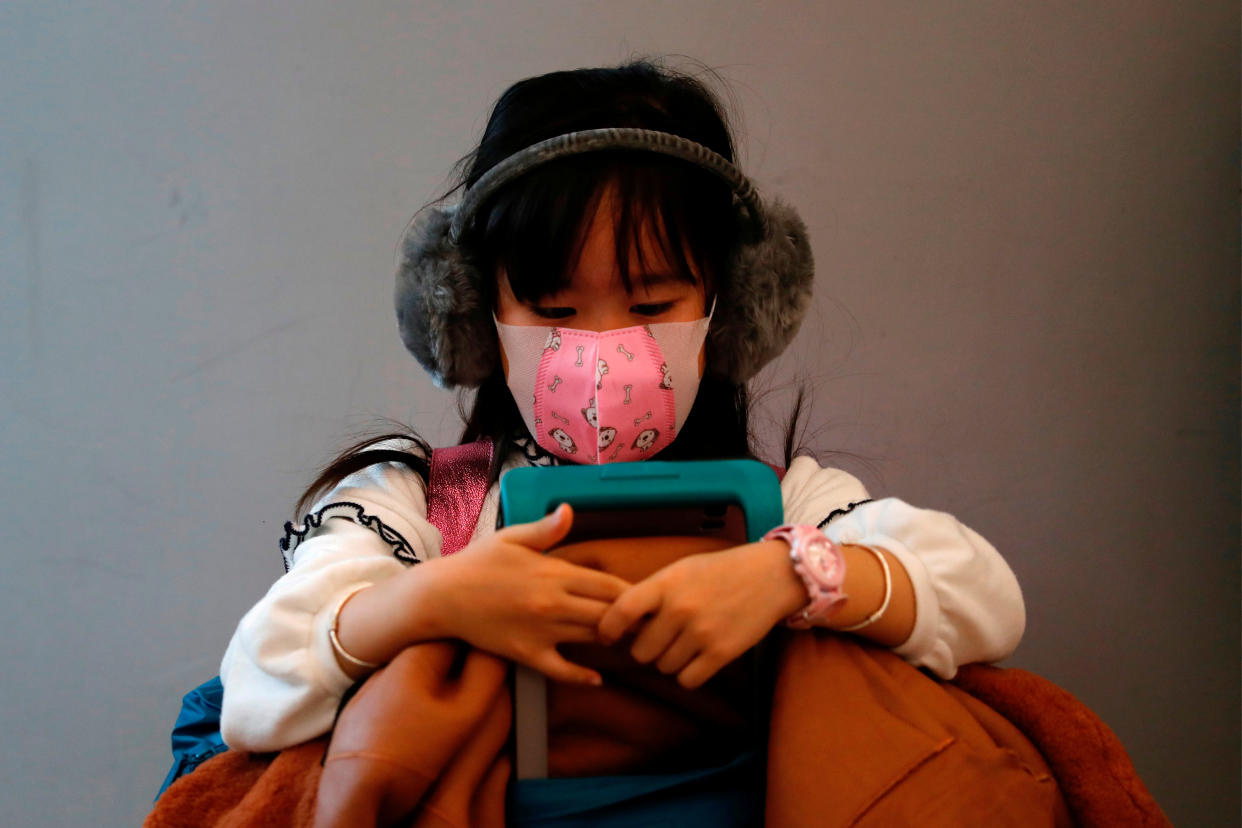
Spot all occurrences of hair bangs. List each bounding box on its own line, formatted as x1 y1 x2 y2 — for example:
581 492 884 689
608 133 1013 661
476 153 735 310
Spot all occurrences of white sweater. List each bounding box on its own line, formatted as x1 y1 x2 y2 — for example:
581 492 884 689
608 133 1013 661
219 447 1024 752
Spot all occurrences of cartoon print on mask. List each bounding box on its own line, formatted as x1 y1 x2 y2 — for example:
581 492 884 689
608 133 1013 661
495 313 709 465
631 428 660 452
548 427 577 455
582 397 598 428
659 362 673 390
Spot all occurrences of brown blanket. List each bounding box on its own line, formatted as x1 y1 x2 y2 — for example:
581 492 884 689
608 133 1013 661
146 633 1168 827
951 661 1171 828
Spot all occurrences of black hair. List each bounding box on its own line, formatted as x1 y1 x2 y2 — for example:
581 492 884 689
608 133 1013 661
297 60 774 516
459 62 740 308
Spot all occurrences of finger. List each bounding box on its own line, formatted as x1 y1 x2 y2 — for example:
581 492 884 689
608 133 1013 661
527 646 602 686
552 622 605 644
499 503 574 551
676 652 725 690
628 608 684 664
597 583 663 644
564 567 632 602
654 630 702 676
552 595 616 627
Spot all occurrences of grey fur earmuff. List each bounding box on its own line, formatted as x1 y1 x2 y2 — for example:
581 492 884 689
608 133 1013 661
395 128 814 388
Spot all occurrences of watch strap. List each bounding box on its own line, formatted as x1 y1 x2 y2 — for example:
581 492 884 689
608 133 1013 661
764 523 847 629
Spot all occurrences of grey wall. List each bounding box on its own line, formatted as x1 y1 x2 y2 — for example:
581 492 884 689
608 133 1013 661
2 2 1236 825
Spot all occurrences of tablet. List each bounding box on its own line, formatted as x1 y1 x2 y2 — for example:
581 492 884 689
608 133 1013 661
499 459 783 544
499 459 783 779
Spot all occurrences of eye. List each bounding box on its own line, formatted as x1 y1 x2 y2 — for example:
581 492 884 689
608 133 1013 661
631 302 675 317
532 306 575 320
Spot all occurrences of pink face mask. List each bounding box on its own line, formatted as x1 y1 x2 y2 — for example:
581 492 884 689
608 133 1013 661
495 309 713 464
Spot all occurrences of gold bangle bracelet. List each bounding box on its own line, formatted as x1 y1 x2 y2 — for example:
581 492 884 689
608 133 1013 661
328 584 381 670
836 546 892 632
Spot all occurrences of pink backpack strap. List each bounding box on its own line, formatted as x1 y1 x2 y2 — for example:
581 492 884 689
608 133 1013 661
426 440 495 556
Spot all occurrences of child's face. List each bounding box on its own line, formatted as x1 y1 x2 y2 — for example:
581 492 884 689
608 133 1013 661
495 186 709 377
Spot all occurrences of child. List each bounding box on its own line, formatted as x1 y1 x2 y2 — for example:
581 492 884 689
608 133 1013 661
218 60 1023 821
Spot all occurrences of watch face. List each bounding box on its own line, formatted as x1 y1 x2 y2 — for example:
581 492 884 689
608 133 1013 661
804 538 837 577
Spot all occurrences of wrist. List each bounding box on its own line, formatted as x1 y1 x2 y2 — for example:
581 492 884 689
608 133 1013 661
756 539 811 620
763 524 848 629
336 561 449 669
329 585 382 673
823 545 893 633
400 556 451 642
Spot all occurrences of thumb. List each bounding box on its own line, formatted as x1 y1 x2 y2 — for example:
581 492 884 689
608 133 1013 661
500 503 574 551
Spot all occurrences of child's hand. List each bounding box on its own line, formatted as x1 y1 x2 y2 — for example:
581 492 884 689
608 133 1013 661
596 540 806 689
430 504 631 685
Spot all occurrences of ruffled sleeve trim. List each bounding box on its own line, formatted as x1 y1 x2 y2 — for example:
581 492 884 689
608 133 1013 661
817 499 873 529
280 501 423 572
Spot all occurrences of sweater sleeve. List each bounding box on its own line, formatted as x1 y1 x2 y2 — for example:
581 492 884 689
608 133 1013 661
779 455 1025 679
219 456 442 752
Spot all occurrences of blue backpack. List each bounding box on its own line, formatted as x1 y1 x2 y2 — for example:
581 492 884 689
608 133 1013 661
156 677 227 798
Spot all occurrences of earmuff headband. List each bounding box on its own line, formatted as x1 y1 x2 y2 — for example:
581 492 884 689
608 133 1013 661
396 127 814 388
449 128 766 244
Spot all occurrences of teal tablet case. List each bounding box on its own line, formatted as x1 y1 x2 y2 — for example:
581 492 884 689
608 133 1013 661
499 459 783 543
502 458 783 780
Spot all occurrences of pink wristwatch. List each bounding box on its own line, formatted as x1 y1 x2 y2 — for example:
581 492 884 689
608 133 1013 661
764 524 848 629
